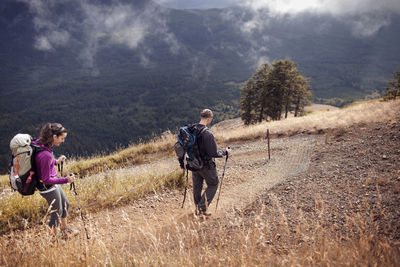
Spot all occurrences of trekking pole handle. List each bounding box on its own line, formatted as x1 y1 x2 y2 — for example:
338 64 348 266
225 146 231 159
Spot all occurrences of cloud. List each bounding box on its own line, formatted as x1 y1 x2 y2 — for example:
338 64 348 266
221 0 400 69
350 13 392 37
34 36 52 50
19 0 181 73
34 30 70 51
153 0 239 9
221 7 272 68
80 2 147 50
239 0 400 37
240 0 400 16
21 0 71 51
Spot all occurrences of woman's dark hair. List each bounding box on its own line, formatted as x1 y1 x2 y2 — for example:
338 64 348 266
38 123 67 147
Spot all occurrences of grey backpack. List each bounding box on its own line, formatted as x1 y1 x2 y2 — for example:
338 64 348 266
9 134 44 195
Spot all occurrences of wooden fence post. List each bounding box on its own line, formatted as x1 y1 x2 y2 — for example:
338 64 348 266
267 129 271 160
325 129 330 144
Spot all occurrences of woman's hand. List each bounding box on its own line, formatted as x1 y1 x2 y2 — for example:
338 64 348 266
56 155 66 165
67 173 75 183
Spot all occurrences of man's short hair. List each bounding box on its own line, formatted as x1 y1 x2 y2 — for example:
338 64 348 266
200 109 213 119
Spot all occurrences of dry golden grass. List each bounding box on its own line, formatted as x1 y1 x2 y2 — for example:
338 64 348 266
66 131 176 177
0 175 8 188
1 99 399 236
214 99 399 143
0 168 184 235
0 196 398 266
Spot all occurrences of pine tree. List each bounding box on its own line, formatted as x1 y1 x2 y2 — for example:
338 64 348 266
293 75 312 117
240 59 311 124
383 69 400 100
254 63 271 122
265 62 285 120
240 78 257 125
240 63 272 124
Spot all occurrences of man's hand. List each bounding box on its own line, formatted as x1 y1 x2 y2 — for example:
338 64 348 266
225 147 231 156
179 158 185 169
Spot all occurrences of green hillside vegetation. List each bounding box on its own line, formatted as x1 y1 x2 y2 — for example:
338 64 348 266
0 0 399 172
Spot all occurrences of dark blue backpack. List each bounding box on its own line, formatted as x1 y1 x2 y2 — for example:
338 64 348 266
174 124 207 171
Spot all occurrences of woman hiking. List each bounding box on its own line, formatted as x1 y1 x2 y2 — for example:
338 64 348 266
33 122 77 238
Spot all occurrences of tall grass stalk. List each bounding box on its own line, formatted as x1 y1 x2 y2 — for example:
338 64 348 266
215 99 399 143
66 131 176 177
0 168 184 234
1 195 398 266
0 175 9 190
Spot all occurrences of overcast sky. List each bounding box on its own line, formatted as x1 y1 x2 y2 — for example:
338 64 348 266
154 0 400 15
153 0 239 9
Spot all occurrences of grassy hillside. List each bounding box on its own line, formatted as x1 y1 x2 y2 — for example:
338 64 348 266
1 98 398 233
0 98 399 266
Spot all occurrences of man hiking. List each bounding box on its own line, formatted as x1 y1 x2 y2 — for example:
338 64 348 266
192 109 231 216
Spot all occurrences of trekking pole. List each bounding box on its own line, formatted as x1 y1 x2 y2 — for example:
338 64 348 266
57 162 63 176
61 161 64 176
215 153 229 212
70 181 90 239
181 168 189 208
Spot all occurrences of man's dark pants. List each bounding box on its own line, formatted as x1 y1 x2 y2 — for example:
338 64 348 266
192 162 219 212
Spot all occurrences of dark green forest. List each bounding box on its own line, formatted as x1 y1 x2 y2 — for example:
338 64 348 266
0 0 399 173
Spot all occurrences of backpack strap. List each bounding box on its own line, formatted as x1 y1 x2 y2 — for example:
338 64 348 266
198 126 207 136
30 143 52 191
193 125 207 160
195 124 208 138
31 142 50 153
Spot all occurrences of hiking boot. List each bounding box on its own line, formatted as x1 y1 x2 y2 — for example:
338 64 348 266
194 206 212 217
60 227 79 239
194 208 201 216
199 210 212 217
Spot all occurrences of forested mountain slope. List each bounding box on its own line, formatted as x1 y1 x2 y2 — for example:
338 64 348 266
0 0 399 172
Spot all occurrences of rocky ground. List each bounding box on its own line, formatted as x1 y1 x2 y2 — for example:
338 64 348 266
76 115 400 256
239 118 400 254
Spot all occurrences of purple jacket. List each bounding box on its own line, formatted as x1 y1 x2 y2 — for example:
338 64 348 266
33 140 68 185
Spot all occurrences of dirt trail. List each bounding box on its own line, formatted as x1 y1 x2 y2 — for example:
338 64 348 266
63 134 319 248
0 133 318 251
215 135 317 216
